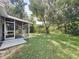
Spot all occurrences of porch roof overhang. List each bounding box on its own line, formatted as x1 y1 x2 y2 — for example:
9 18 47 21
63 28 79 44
6 15 32 24
0 3 32 24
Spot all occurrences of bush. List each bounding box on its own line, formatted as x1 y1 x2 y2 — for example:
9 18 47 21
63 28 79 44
66 22 79 35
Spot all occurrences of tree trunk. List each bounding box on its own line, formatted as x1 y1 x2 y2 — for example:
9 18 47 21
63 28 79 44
45 26 49 34
43 16 50 34
64 23 67 34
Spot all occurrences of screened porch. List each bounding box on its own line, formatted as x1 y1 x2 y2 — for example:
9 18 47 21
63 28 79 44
2 15 30 41
0 15 31 50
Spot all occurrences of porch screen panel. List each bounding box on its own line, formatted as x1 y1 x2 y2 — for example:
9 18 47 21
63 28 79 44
5 20 15 39
15 21 22 39
22 23 28 38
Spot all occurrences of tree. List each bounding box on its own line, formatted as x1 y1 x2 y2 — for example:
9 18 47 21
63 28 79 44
62 0 79 35
30 0 50 34
5 0 27 19
14 0 27 19
30 0 79 35
47 0 79 35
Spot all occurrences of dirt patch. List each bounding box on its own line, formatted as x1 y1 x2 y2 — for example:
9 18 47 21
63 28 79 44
0 45 24 59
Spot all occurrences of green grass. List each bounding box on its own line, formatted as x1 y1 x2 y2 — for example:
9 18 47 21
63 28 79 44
8 33 79 59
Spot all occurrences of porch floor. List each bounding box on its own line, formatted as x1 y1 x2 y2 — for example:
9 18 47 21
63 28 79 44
0 38 26 50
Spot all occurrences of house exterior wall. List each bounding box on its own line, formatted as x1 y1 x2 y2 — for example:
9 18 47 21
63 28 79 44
0 17 2 41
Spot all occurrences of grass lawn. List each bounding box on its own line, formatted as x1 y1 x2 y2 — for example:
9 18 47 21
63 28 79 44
8 33 79 59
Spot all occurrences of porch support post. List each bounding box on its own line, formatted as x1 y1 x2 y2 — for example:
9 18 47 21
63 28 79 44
3 18 6 40
14 20 15 39
28 24 30 38
22 22 23 37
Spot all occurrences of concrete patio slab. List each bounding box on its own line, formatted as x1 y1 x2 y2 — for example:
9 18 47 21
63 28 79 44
0 38 26 50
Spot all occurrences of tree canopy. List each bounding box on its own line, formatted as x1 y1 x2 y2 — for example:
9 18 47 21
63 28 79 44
30 0 79 35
